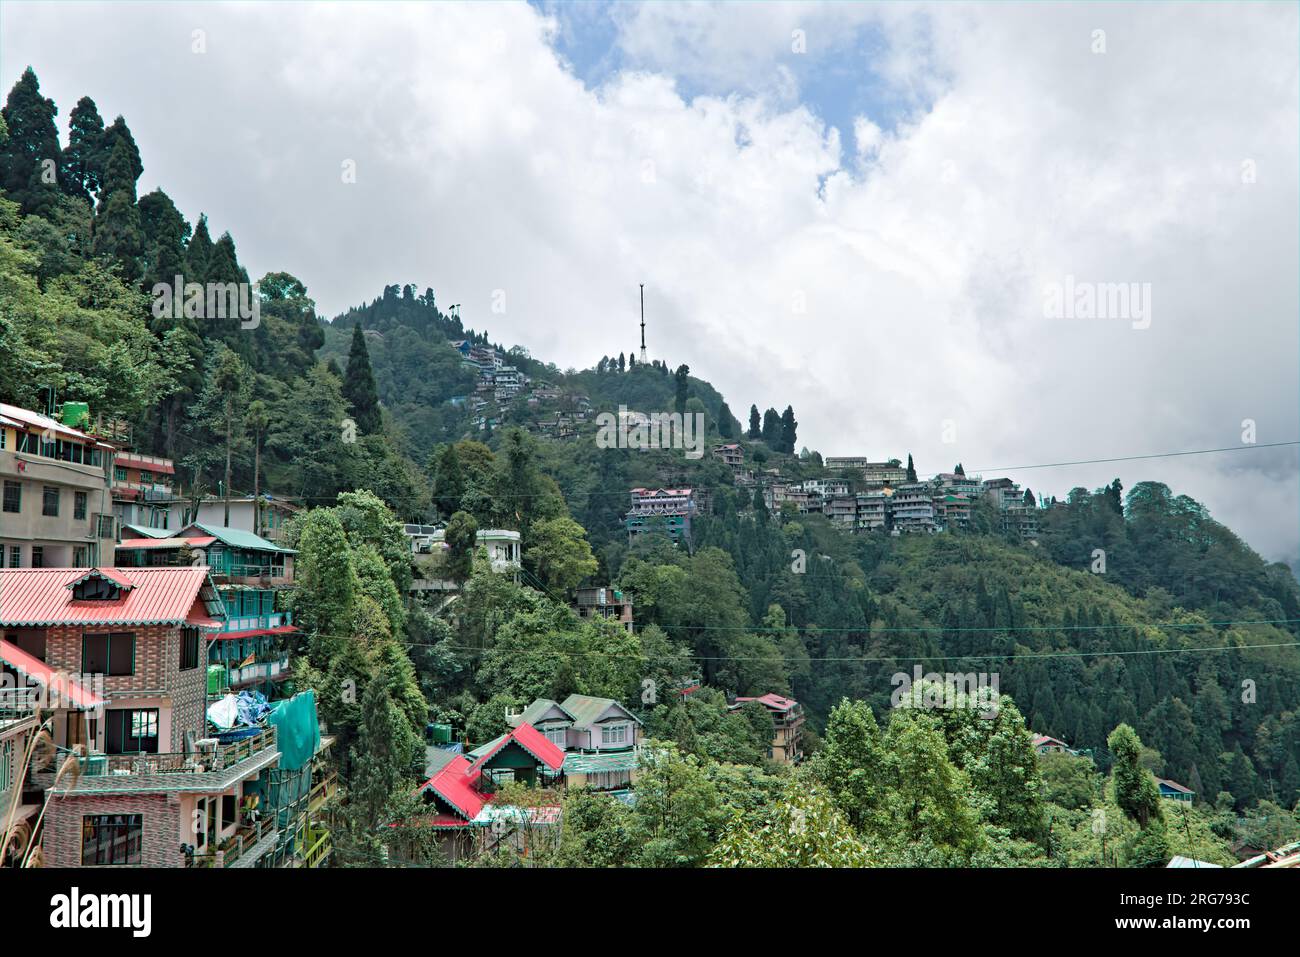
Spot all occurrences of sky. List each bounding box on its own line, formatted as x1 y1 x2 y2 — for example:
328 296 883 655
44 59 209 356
2 1 1298 568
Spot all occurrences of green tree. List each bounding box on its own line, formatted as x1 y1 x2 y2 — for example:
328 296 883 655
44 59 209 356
343 323 382 434
747 404 761 439
525 515 598 593
444 510 478 584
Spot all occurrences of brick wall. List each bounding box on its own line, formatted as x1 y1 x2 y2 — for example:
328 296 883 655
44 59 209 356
42 791 181 868
44 624 209 751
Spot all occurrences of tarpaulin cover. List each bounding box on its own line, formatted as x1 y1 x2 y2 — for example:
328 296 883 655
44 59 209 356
207 689 272 731
268 690 320 771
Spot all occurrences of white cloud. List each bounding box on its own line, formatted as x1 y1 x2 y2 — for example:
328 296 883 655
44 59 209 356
2 0 1295 564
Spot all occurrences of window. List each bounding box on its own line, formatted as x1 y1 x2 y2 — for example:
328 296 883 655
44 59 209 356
114 466 127 482
42 486 59 517
105 708 158 754
180 628 200 670
96 514 114 538
81 814 142 865
74 547 87 566
30 547 43 568
82 633 135 676
601 724 629 746
545 727 567 747
2 481 19 513
74 491 87 520
7 546 19 568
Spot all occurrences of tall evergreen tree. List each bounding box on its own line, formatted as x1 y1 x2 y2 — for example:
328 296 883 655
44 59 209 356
91 136 143 281
779 405 797 454
673 364 690 414
0 67 63 215
761 408 780 446
60 95 105 200
343 323 382 434
747 404 761 439
906 453 917 483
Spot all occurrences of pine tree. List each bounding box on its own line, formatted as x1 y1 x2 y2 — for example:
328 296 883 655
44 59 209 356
779 405 797 455
0 67 62 215
906 453 917 483
674 364 690 414
761 408 780 446
717 401 735 439
342 323 382 434
60 95 105 200
91 136 144 281
747 404 761 439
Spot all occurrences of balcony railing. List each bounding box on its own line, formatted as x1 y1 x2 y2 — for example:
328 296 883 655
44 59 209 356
228 656 291 686
79 729 277 777
184 816 278 868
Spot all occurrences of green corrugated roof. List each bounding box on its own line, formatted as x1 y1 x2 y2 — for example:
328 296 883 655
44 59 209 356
518 698 574 726
562 749 640 774
560 694 639 728
191 522 296 554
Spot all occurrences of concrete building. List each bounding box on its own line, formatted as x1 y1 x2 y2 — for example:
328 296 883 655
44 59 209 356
0 402 117 568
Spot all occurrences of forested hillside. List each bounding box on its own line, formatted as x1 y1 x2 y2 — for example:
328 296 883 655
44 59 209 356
2 65 1298 869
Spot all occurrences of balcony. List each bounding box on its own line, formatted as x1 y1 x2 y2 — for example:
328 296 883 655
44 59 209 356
219 610 293 634
49 728 280 796
227 655 291 688
185 816 279 868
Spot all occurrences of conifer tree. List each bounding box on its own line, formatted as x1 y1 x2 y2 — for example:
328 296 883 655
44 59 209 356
747 404 761 439
0 68 62 215
343 323 382 434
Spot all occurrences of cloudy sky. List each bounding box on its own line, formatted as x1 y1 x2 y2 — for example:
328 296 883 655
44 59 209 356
3 1 1298 567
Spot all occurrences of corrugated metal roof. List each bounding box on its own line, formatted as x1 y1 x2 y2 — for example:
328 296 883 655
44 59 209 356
0 639 105 707
0 567 224 628
190 522 296 555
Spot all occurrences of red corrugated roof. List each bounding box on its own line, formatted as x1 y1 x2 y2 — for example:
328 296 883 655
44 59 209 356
117 536 216 550
0 567 222 628
417 755 486 821
210 624 298 642
735 692 799 712
113 456 175 475
469 722 566 773
0 639 105 708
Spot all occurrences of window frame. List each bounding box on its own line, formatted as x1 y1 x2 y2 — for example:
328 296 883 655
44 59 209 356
2 480 20 514
81 814 143 866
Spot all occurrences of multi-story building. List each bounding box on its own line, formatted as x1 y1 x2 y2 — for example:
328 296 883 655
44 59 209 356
855 490 892 531
824 495 857 530
407 527 523 592
114 523 298 701
0 565 333 868
110 451 177 534
934 493 973 531
890 483 939 533
0 402 117 568
510 694 644 793
861 461 910 487
730 693 804 764
711 444 744 469
0 676 42 864
170 495 302 543
823 456 869 471
625 488 698 544
801 478 850 498
573 586 634 632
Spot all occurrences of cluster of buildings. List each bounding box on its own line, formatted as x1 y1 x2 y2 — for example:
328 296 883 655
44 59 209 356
0 400 334 868
449 339 531 405
404 693 645 861
405 686 805 862
699 442 1040 541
